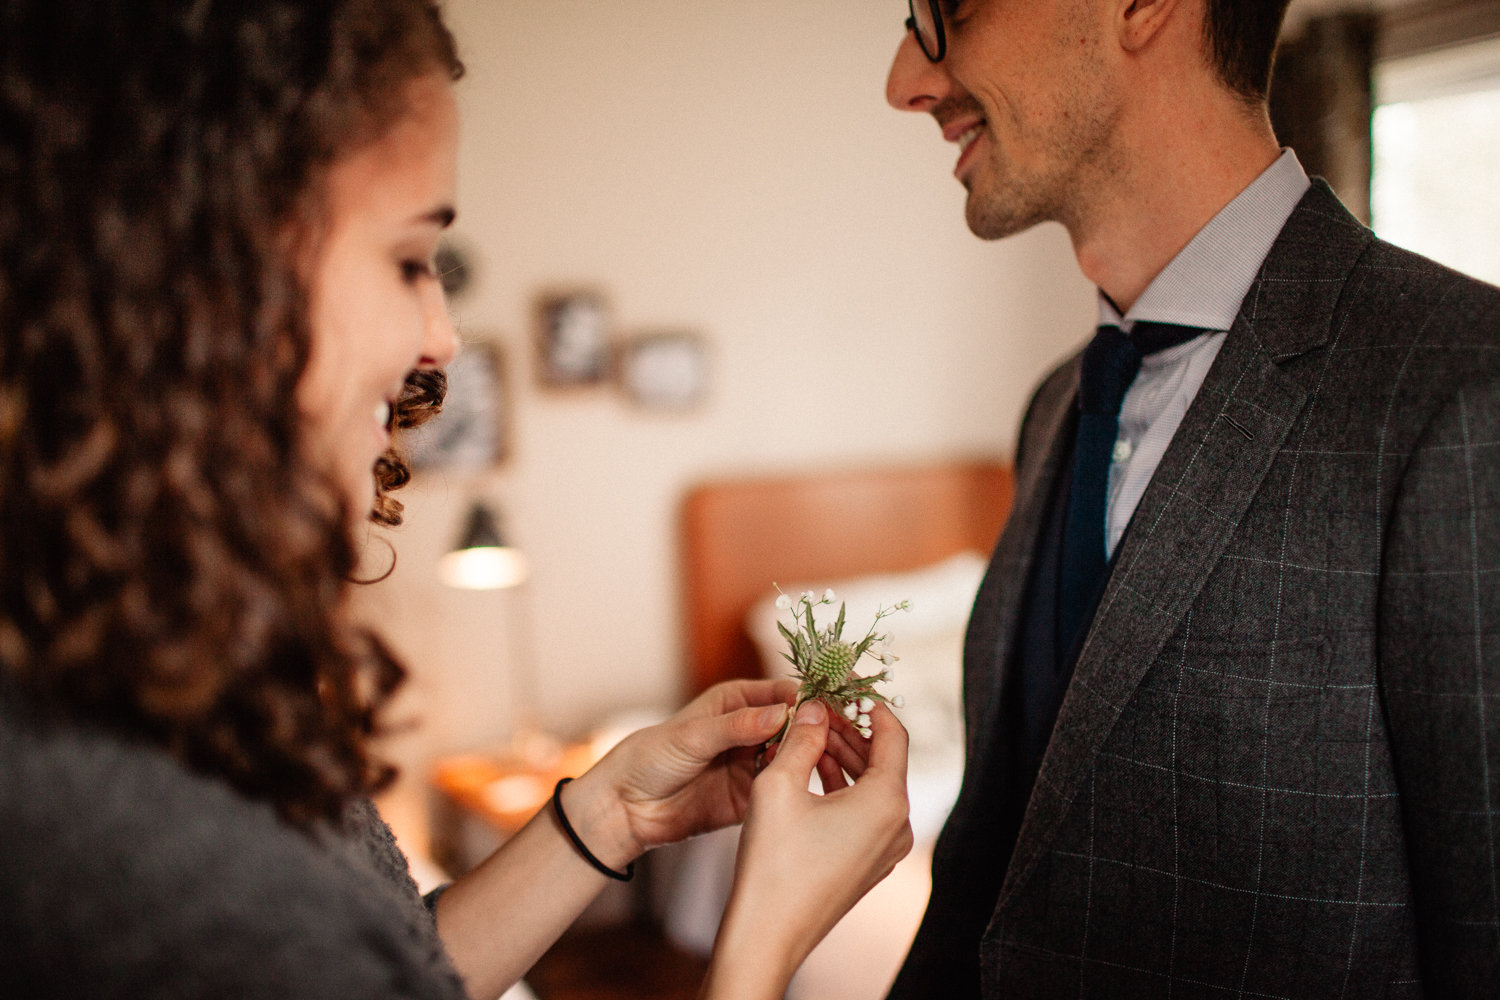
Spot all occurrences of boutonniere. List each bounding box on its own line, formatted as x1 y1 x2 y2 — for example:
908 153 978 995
766 587 908 747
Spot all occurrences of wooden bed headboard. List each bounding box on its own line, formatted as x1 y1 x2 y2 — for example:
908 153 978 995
681 461 1014 696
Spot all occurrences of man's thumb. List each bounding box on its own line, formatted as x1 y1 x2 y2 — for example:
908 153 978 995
768 700 829 778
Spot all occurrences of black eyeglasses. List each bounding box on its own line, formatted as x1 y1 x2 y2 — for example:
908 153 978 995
905 0 947 62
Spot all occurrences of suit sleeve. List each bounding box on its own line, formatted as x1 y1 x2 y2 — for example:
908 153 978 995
1380 376 1500 995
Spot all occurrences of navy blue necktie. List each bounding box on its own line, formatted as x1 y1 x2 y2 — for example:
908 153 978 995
1058 322 1205 654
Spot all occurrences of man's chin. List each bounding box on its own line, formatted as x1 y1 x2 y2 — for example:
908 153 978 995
965 193 1037 242
963 164 1055 240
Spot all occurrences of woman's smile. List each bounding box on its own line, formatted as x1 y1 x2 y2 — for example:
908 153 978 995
297 73 460 517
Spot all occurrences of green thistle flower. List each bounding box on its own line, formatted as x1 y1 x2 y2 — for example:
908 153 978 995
765 586 911 747
807 641 855 690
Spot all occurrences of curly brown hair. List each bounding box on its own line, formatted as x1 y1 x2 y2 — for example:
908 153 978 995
0 0 461 827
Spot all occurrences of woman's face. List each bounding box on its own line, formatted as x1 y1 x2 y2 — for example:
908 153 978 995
298 73 461 517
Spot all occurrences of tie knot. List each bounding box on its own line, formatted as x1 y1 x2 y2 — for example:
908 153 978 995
1131 320 1208 357
1079 322 1206 416
1079 325 1140 417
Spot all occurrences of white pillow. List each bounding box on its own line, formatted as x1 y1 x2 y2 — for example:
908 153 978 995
745 551 987 767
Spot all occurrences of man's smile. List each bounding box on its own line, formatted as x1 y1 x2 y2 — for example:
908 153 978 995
943 116 988 177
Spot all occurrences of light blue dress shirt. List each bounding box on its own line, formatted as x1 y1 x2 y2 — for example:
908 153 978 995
1098 148 1311 557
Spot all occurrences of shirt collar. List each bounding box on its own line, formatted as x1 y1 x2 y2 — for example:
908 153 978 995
1098 148 1311 333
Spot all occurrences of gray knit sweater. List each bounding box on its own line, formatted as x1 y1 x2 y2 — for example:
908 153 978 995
0 681 471 999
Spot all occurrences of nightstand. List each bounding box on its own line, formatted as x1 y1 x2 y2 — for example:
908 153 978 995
430 740 602 874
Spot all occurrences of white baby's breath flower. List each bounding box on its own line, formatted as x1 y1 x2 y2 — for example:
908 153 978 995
883 668 896 682
858 697 875 713
858 727 872 739
802 591 816 604
823 588 836 603
843 702 859 721
881 653 895 666
775 594 792 610
856 713 871 728
892 696 905 708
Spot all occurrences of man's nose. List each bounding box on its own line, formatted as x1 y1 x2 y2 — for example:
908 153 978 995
886 30 949 112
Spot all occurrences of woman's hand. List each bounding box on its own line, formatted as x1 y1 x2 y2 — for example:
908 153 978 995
558 679 800 870
701 700 914 1000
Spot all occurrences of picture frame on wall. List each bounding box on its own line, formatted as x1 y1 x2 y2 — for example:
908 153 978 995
617 330 710 412
535 290 612 388
402 338 510 473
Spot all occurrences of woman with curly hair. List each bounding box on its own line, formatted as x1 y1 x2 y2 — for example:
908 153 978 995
0 2 913 998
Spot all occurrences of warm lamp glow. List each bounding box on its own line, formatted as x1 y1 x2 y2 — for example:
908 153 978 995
438 545 530 590
483 774 550 815
440 502 528 589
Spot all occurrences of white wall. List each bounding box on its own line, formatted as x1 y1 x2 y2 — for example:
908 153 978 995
356 1 1094 769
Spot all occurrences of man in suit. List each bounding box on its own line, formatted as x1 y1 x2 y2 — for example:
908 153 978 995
882 0 1500 996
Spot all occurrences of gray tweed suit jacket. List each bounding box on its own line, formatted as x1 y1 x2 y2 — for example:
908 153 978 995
890 182 1500 999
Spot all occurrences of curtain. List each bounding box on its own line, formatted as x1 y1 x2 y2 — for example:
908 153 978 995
1269 13 1379 225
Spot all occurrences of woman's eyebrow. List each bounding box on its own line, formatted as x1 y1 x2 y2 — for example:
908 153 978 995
417 205 456 228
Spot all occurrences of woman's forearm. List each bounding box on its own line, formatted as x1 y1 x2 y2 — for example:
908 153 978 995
699 701 914 1000
429 686 899 1000
429 682 796 1000
432 774 633 1000
698 896 802 1000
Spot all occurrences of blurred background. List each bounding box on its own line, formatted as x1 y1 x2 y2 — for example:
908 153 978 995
353 1 1500 997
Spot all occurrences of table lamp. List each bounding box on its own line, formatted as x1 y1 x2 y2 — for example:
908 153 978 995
437 501 530 591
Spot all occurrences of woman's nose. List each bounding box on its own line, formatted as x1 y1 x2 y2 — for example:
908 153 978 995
419 280 459 369
886 30 950 113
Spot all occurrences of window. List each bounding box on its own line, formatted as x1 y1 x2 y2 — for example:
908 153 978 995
1372 34 1500 285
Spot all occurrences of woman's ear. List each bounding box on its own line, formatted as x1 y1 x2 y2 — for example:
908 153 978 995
1116 0 1184 53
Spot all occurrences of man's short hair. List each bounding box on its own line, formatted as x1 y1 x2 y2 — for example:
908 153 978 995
1203 0 1294 102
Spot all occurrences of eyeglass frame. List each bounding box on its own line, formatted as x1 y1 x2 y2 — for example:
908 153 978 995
905 0 947 63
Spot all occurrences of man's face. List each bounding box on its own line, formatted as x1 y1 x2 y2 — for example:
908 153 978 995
887 0 1123 239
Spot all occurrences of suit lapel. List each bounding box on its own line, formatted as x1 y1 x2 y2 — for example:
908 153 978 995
997 182 1374 908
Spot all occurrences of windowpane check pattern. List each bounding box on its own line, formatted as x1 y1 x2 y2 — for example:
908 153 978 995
892 182 1500 998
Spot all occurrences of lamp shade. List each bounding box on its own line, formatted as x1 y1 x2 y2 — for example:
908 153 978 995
438 502 529 590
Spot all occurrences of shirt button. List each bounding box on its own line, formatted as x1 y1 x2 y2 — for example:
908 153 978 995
1113 440 1134 463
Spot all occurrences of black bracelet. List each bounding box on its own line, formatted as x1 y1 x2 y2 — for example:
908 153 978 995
552 777 635 882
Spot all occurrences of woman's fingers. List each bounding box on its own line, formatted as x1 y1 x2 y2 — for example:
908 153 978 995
865 704 910 783
754 700 878 780
764 701 829 783
822 726 869 781
690 678 799 719
816 753 848 793
676 702 789 764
